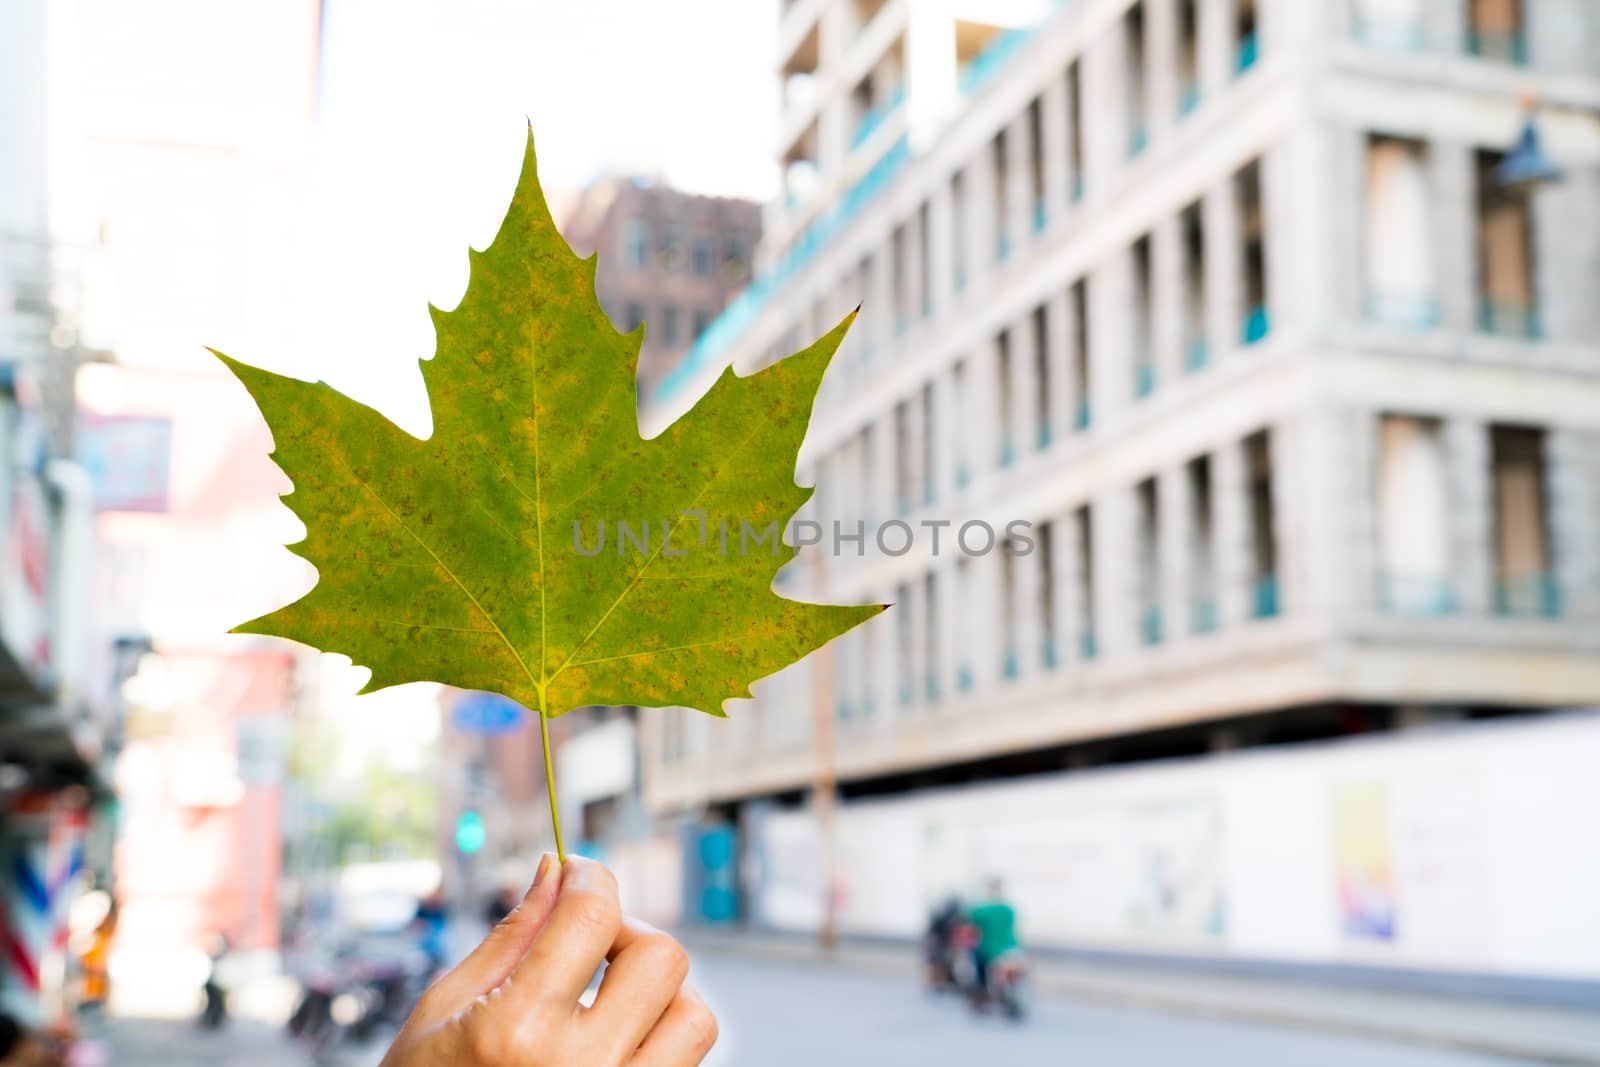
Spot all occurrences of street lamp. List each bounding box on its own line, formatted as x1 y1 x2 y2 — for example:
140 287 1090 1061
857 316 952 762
1495 93 1564 197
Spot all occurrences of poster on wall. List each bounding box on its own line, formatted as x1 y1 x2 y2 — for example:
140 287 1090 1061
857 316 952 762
1332 780 1399 941
1126 796 1227 940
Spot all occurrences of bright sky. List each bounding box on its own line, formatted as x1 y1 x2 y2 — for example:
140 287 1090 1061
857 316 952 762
293 0 780 437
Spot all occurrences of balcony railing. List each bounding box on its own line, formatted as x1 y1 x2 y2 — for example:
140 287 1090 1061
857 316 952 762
898 680 914 706
1478 297 1541 340
1466 28 1529 65
1036 420 1051 451
957 664 974 692
925 673 941 703
1242 304 1271 346
1191 595 1219 634
1002 648 1019 680
1235 31 1260 75
1042 637 1058 669
1074 399 1092 431
1032 199 1048 234
1134 362 1156 399
1179 82 1201 117
1252 573 1281 619
1494 572 1561 618
958 27 1033 97
850 83 905 149
1379 572 1456 616
1183 336 1210 373
1079 629 1098 660
1366 290 1441 330
1140 606 1164 646
1129 125 1151 159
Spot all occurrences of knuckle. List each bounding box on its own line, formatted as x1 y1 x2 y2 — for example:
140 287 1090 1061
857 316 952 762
565 890 621 937
683 1001 719 1052
638 933 689 983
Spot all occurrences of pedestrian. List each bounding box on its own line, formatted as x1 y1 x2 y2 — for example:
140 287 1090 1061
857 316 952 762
380 855 716 1067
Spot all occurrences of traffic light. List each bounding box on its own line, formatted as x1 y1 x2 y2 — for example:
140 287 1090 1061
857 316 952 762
454 809 486 855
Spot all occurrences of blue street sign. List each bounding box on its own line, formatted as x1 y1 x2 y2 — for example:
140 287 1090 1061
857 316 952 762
451 693 528 736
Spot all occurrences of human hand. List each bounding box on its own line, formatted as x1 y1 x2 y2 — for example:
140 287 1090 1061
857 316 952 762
381 855 717 1067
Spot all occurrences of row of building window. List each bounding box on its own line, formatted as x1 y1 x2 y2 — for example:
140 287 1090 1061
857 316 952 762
618 303 715 348
621 219 751 278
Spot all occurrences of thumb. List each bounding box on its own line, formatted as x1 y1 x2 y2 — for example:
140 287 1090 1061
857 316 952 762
412 853 561 1026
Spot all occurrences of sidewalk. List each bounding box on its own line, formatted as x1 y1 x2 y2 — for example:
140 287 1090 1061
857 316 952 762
680 929 1600 1066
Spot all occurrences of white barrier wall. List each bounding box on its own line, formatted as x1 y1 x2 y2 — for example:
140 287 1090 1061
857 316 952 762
751 712 1600 981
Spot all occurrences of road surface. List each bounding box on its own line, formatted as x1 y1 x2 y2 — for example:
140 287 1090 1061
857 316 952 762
93 951 1542 1066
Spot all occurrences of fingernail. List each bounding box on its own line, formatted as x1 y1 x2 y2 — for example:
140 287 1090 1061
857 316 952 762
529 853 554 895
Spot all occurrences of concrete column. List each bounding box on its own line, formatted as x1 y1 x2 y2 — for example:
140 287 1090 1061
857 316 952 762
1091 489 1136 658
906 384 928 514
1342 408 1381 616
1197 0 1233 96
1212 436 1253 628
1151 214 1185 388
926 179 955 318
1421 0 1466 52
1267 420 1305 618
1321 121 1365 328
1039 76 1070 220
1430 142 1477 335
1442 418 1492 615
869 416 894 531
1532 163 1600 344
1045 290 1073 446
1261 142 1297 337
1051 514 1081 666
1013 537 1044 676
1080 27 1130 196
1158 464 1192 644
897 574 920 711
1010 311 1041 460
969 550 1004 690
965 136 998 290
867 245 894 358
1003 115 1031 259
971 336 1003 476
1546 428 1600 626
1203 176 1244 360
1089 257 1133 427
904 208 927 328
1147 0 1181 138
932 563 959 702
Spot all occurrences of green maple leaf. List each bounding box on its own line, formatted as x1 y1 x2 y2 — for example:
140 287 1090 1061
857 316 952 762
215 129 881 853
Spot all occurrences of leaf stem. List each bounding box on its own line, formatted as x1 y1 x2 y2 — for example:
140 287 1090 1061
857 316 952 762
538 687 566 864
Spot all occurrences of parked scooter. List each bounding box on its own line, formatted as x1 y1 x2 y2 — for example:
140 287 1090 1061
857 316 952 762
287 939 432 1061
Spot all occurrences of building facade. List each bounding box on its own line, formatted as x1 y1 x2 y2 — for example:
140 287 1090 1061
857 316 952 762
561 180 760 401
639 0 1600 864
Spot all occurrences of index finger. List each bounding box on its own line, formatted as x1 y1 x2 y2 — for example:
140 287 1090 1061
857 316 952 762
504 856 622 1012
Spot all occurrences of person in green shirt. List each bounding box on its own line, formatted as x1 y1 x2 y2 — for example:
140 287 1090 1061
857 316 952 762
967 877 1019 992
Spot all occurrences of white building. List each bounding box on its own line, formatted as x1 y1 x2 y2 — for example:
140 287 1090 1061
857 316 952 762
640 0 1600 822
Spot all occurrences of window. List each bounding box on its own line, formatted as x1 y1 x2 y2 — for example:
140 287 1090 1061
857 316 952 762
1467 0 1527 64
1476 149 1539 337
1235 0 1260 73
991 135 1008 262
691 237 714 276
1031 305 1049 450
1187 456 1217 633
1126 3 1150 157
1137 479 1162 645
624 302 645 333
1246 431 1279 618
1181 204 1208 370
996 330 1014 466
1071 281 1091 429
1066 62 1085 202
1491 426 1557 615
1075 505 1097 658
624 220 650 270
1026 97 1045 231
924 570 941 701
692 308 712 340
660 305 680 346
1132 237 1155 398
894 401 912 515
656 225 682 271
724 233 750 276
1178 0 1201 112
1365 137 1435 327
896 580 915 704
1037 521 1057 666
951 170 968 291
1377 416 1451 614
1238 161 1270 345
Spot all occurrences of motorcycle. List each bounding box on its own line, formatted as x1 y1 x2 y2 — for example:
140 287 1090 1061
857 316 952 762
287 938 433 1061
966 946 1030 1021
